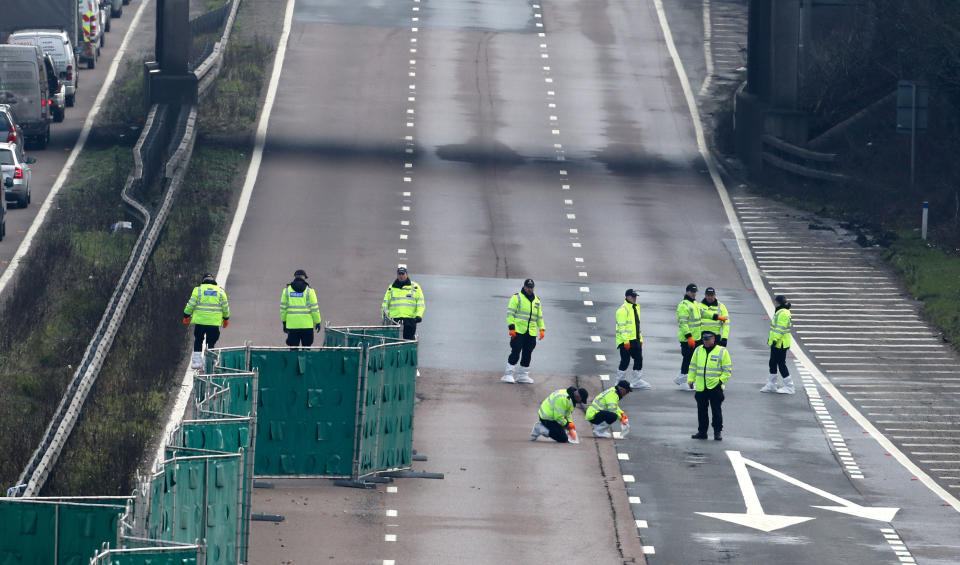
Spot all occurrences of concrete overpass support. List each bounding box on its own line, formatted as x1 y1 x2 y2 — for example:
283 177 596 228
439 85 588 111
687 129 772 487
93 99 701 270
144 0 198 107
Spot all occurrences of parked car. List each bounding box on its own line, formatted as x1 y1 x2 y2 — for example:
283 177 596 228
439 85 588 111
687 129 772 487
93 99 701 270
7 29 79 107
0 44 53 148
0 141 35 208
0 104 24 147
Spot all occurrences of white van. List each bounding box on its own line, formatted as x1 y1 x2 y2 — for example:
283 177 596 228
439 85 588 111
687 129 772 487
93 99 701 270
8 29 78 107
0 44 53 148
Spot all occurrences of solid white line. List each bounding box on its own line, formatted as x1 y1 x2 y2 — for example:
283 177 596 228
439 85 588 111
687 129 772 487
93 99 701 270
0 0 153 296
156 0 297 470
652 0 960 512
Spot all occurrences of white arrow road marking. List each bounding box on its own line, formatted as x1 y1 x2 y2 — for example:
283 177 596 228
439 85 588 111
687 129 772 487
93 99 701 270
741 454 899 523
697 451 815 532
698 451 899 532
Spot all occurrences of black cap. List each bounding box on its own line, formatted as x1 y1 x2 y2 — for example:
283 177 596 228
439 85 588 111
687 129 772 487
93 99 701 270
686 283 698 292
294 269 308 278
616 379 632 392
397 267 408 275
701 330 716 339
625 288 638 297
523 278 535 288
201 273 215 281
578 388 589 406
705 287 716 294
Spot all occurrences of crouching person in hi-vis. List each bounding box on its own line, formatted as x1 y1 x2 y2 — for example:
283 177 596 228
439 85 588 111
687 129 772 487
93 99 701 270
531 386 589 443
183 273 230 370
586 380 632 438
688 331 731 441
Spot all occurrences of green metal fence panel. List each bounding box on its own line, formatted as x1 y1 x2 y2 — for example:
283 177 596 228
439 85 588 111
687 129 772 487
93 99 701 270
204 457 240 565
179 419 251 563
93 547 199 565
146 455 241 557
213 348 247 372
324 325 402 348
0 499 124 565
372 342 417 473
356 347 385 477
194 374 256 420
250 349 361 476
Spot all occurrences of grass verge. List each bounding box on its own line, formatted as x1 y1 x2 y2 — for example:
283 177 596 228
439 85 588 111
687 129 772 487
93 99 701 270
884 235 960 349
0 145 136 489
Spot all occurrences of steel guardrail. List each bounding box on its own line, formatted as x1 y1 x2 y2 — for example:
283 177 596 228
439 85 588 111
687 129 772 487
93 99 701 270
194 0 242 97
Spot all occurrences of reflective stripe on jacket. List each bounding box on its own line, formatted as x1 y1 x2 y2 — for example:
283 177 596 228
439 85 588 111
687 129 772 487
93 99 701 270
382 281 425 319
700 300 730 339
507 292 545 335
687 345 732 391
281 285 321 329
615 301 642 346
538 389 574 425
184 283 229 326
677 297 702 342
768 307 792 348
585 386 624 421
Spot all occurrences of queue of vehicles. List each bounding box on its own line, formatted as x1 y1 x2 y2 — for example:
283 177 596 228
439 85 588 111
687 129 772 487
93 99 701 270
0 0 130 241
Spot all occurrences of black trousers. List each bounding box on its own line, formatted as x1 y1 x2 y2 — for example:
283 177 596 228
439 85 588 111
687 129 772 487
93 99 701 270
399 318 418 340
679 340 701 374
540 418 569 443
508 333 537 367
194 325 220 352
769 346 790 377
286 328 314 348
588 410 618 425
695 386 724 434
618 341 643 371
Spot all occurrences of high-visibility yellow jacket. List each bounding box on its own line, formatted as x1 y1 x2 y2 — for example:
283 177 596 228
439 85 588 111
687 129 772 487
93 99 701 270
539 389 574 425
768 306 792 348
382 280 425 319
700 299 730 339
507 291 545 335
585 386 624 421
615 301 642 346
184 283 230 326
281 283 321 329
687 345 732 391
677 296 702 342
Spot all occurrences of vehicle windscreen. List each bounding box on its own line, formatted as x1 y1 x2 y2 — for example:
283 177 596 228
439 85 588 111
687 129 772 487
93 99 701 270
0 149 15 166
0 61 38 110
0 114 9 130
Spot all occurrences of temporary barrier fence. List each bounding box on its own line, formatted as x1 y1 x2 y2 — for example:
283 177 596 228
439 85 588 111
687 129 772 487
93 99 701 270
0 497 128 564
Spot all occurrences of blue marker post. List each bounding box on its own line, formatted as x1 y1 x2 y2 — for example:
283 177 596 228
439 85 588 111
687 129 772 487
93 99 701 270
921 201 929 240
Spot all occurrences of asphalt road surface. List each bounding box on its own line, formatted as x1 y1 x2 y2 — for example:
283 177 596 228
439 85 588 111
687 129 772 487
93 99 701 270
218 0 960 562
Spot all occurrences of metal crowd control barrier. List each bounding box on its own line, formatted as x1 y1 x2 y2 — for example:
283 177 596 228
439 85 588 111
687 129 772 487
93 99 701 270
91 369 257 565
200 327 417 483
